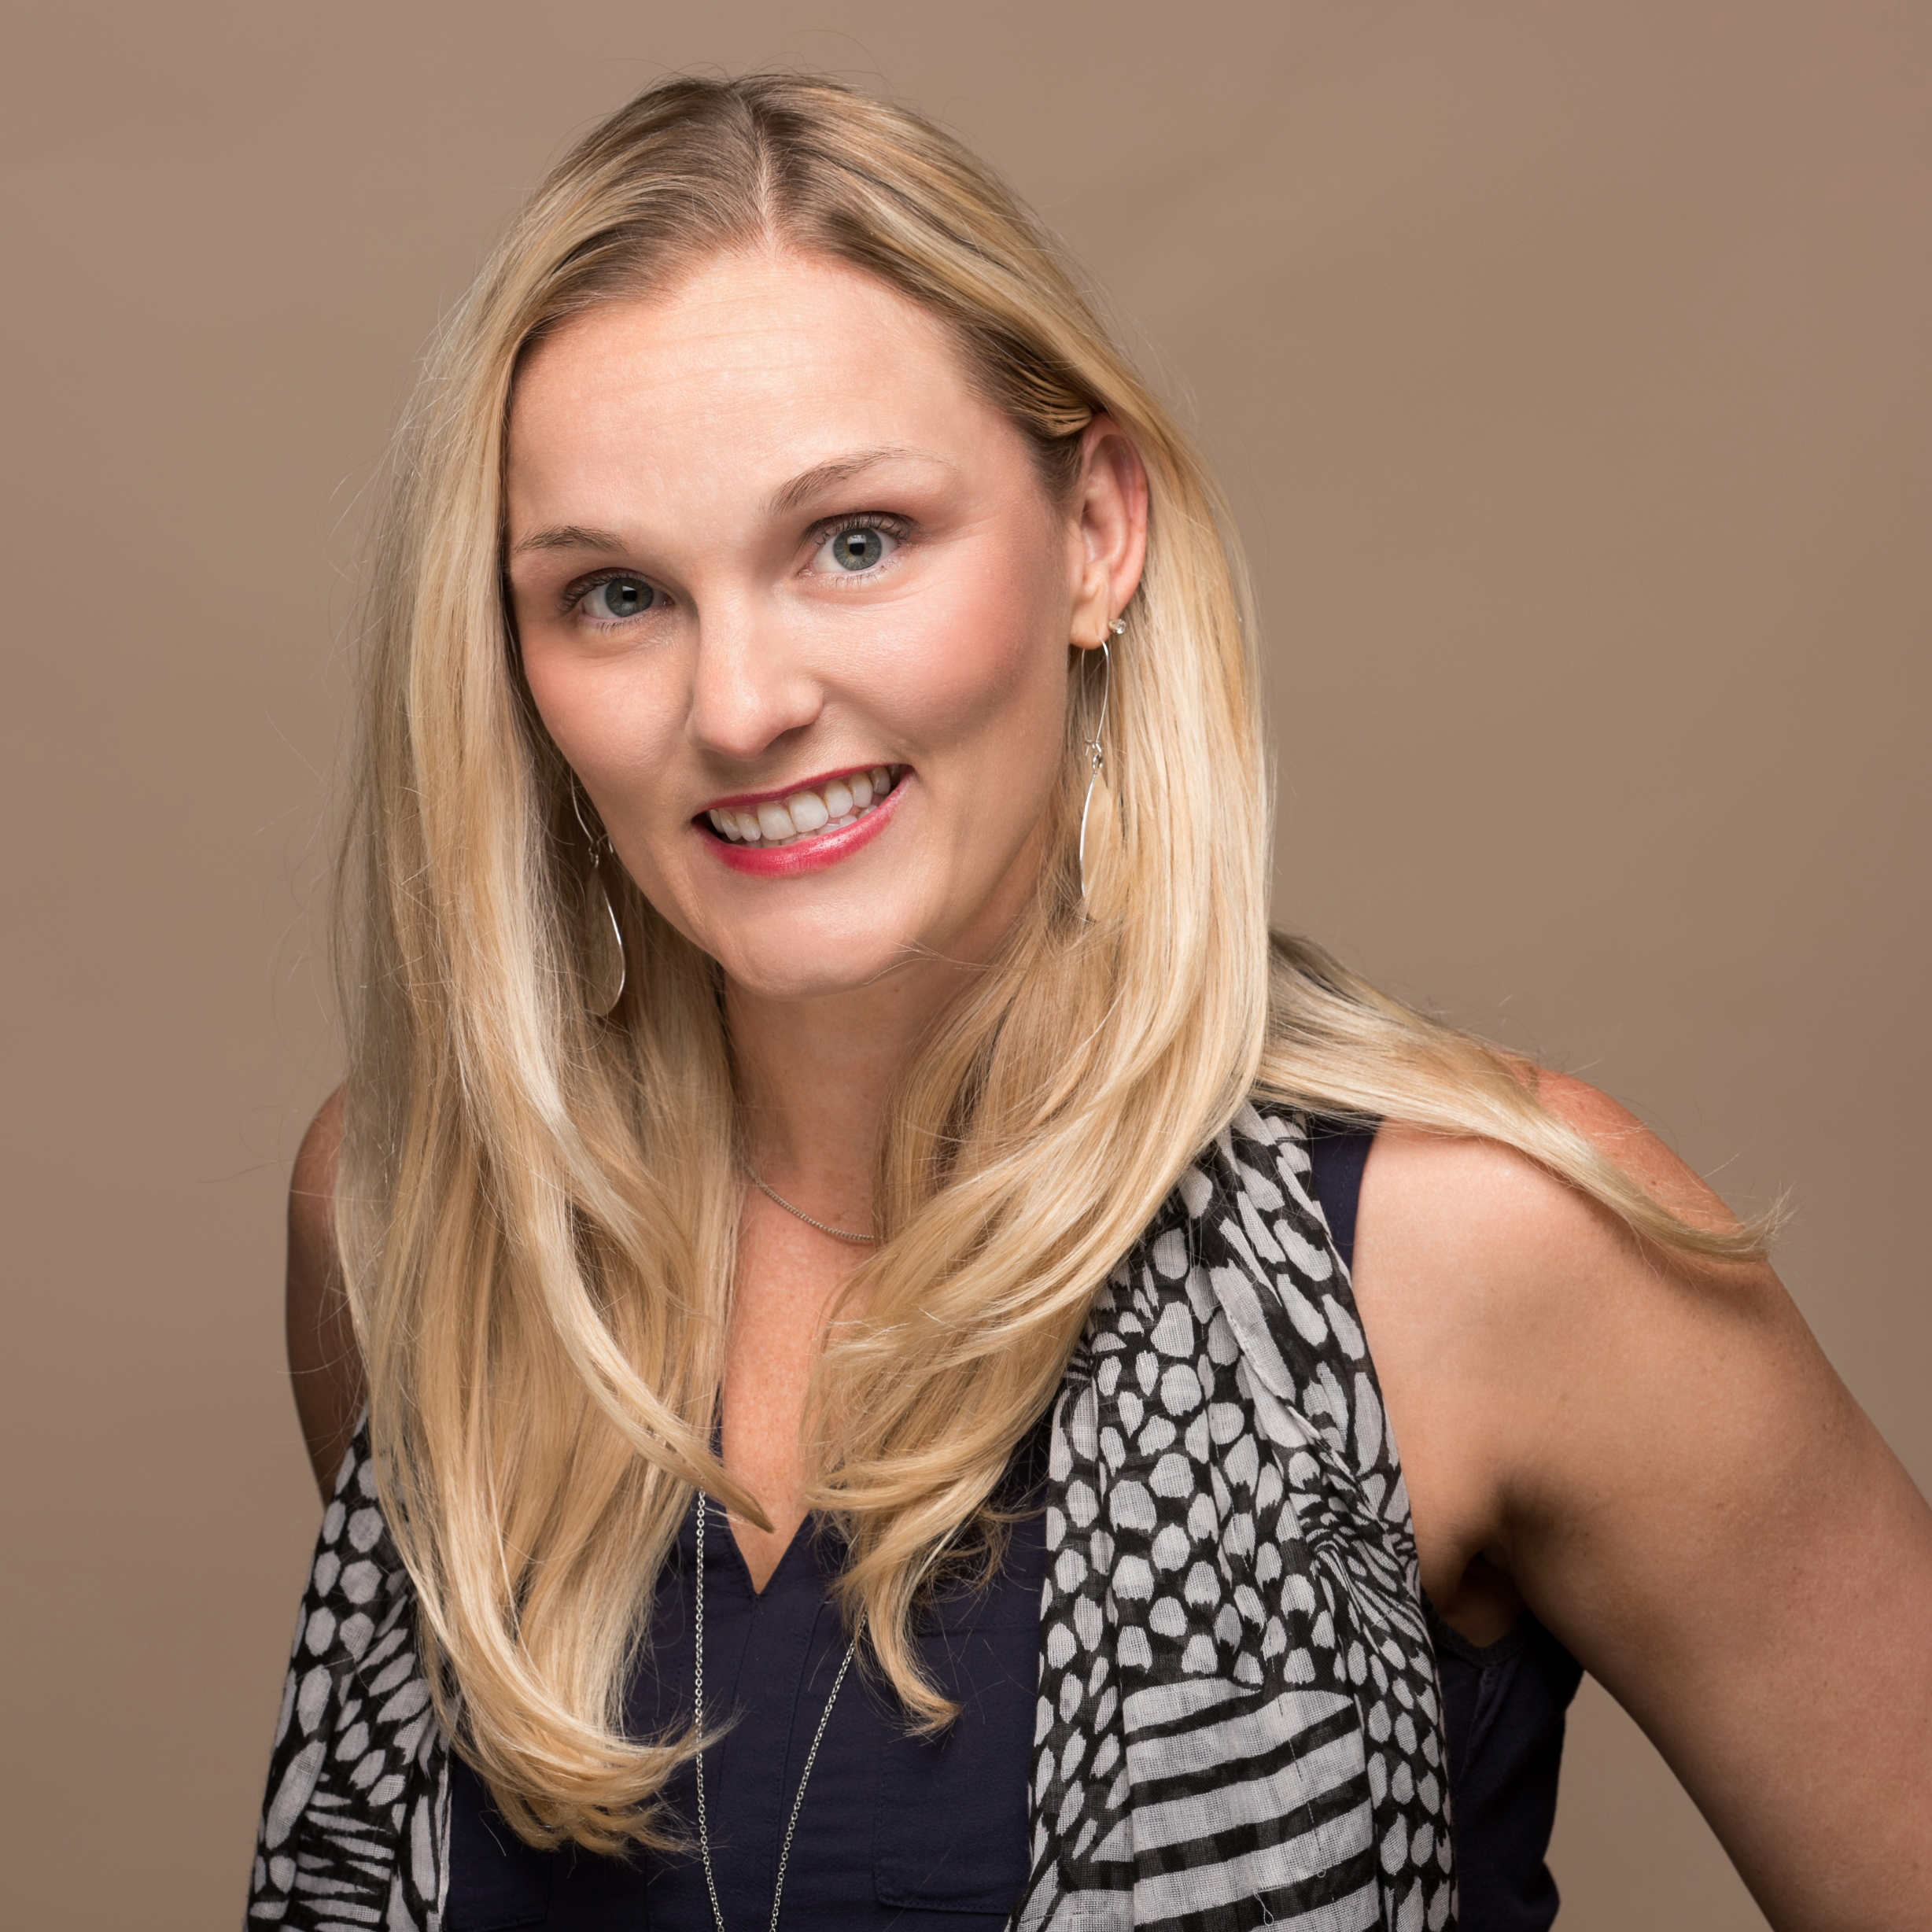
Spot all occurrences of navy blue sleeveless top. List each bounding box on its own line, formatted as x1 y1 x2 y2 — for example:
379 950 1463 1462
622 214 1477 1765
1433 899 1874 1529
1306 1123 1584 1932
445 1445 1048 1930
447 1125 1582 1930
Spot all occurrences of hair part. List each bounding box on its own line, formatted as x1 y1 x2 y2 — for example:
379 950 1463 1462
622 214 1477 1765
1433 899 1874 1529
334 71 1771 1853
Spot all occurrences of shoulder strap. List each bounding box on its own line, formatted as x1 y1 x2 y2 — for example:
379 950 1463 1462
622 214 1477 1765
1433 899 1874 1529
1306 1119 1381 1274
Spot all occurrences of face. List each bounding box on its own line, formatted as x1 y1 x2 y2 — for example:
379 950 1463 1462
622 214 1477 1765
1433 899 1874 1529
505 249 1142 1005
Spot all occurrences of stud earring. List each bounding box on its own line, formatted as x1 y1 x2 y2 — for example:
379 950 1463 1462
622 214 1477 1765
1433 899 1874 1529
570 783 627 1016
1078 618 1125 911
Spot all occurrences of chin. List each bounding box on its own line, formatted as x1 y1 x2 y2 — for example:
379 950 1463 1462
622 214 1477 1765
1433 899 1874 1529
704 920 924 1004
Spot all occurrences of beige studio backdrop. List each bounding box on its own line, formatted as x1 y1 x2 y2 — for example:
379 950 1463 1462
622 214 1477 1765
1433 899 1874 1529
2 4 1926 1926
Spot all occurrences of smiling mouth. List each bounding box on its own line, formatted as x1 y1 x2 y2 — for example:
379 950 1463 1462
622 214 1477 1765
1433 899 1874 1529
701 765 905 848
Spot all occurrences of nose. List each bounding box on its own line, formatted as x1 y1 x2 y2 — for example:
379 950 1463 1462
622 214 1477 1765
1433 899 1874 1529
685 601 824 766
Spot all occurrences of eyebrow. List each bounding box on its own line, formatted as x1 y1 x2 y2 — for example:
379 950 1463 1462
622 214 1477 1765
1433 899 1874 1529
768 444 943 516
508 523 629 559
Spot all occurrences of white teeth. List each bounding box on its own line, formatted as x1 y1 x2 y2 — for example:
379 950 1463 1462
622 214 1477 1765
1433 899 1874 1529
707 766 901 849
786 789 828 833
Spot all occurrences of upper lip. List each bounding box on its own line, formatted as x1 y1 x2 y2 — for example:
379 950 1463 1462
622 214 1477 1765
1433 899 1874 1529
696 764 899 815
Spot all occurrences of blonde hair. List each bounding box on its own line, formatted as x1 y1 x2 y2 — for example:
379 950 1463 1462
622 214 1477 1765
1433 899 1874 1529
336 72 1764 1853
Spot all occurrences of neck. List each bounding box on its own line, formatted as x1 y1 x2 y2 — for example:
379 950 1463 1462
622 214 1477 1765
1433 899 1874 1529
727 957 964 1223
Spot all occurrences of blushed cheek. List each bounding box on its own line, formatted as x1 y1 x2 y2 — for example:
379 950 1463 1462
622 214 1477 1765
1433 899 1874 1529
879 551 1069 768
522 647 684 855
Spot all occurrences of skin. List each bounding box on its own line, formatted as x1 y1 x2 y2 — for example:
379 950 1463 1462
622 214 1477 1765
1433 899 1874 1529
286 248 1932 1928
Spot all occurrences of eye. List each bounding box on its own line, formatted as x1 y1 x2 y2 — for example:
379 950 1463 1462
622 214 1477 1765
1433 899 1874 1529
573 573 664 623
815 520 901 575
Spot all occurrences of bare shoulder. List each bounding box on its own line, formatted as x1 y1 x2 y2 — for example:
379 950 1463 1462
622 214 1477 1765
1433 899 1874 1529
287 1086 363 1500
1354 1073 1802 1425
1351 1075 1840 1605
1350 1073 1932 1926
290 1087 345 1277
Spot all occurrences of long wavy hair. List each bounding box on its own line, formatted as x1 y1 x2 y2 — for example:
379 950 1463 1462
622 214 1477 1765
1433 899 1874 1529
335 72 1765 1852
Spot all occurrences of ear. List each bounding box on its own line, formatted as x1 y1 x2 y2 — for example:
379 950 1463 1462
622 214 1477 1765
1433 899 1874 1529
1068 415 1150 648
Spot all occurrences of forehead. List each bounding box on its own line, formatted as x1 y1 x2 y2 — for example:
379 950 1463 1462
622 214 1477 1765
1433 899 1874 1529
507 251 1008 510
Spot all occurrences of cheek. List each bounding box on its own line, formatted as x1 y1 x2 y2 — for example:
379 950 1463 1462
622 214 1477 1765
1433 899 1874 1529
519 649 581 757
879 537 1071 767
519 647 683 834
529 670 695 949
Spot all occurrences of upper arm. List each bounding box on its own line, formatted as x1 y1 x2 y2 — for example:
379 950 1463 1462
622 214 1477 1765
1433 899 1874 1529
1352 1080 1932 1930
287 1086 365 1500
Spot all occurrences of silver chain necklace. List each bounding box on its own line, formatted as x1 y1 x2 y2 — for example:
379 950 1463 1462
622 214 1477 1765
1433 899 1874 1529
691 1495 861 1932
743 1169 879 1245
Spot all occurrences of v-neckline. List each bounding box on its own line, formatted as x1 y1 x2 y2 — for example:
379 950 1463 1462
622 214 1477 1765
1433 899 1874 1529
711 1499 820 1600
710 1406 822 1597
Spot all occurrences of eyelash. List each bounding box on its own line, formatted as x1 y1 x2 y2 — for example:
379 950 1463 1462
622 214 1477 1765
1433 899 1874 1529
560 569 664 626
809 511 913 581
816 511 909 546
556 511 914 624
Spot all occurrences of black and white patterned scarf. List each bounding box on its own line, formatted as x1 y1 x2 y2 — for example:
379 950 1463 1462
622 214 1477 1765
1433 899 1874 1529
246 1102 1455 1931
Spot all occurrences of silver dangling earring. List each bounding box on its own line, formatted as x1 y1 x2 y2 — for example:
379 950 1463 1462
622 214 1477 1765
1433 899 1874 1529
570 782 627 1017
1078 618 1125 911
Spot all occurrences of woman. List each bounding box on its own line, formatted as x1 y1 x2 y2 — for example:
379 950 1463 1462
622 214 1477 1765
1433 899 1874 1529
250 74 1932 1932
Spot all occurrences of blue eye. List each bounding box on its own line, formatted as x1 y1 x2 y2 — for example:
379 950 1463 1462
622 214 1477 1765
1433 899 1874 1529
584 575 658 620
819 523 898 573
